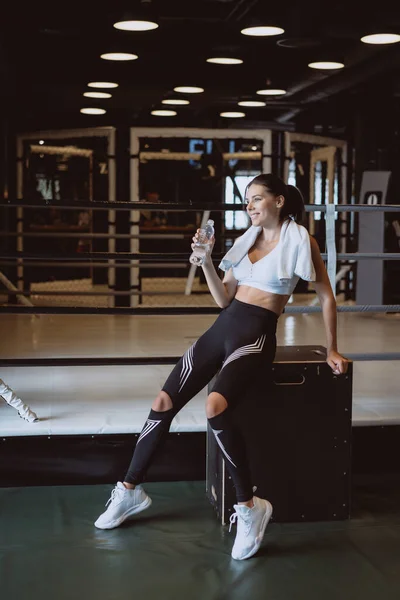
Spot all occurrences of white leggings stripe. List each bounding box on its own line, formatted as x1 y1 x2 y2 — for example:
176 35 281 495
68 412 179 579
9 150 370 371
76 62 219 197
137 419 161 444
179 342 196 392
212 429 237 468
221 334 266 371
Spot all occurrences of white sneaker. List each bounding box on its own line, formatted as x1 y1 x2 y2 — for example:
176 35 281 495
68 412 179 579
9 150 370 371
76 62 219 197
94 482 152 530
229 496 273 560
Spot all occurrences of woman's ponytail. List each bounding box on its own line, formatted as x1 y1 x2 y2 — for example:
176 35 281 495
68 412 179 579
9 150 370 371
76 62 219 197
280 184 304 223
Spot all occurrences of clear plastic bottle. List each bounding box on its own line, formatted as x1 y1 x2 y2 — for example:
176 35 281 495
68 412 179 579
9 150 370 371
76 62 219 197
189 219 215 266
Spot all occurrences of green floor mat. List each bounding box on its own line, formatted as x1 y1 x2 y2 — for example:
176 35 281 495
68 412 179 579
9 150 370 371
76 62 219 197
1 481 400 600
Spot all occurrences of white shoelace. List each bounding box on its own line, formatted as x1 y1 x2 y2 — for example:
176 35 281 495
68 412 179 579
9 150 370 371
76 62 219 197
105 487 123 508
229 511 251 536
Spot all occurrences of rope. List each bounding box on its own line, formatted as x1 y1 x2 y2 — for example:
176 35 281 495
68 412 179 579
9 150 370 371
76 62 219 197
0 305 399 315
1 252 399 261
345 353 400 361
284 305 400 313
1 201 400 212
1 352 399 367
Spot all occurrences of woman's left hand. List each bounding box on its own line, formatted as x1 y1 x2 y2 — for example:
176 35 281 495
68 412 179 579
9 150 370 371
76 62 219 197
327 351 348 375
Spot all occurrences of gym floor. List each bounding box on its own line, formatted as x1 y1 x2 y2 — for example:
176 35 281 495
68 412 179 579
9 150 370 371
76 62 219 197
1 479 400 600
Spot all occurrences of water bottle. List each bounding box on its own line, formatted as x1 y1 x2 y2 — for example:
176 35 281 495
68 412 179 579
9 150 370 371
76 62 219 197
189 219 215 266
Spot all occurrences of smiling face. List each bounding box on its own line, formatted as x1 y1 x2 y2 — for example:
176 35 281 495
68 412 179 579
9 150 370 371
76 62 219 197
245 183 284 226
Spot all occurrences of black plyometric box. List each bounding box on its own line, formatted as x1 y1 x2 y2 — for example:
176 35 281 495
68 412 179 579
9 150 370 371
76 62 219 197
206 346 353 524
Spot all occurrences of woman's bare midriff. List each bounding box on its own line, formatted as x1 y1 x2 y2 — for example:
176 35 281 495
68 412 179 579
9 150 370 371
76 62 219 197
234 285 289 316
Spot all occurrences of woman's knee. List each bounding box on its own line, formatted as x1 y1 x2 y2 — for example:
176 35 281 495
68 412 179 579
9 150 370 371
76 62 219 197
152 391 173 412
206 392 228 419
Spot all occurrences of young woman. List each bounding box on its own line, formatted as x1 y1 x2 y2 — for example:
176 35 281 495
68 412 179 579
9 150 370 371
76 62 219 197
95 173 348 561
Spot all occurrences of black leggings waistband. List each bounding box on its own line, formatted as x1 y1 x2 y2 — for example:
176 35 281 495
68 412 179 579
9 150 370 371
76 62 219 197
225 298 278 323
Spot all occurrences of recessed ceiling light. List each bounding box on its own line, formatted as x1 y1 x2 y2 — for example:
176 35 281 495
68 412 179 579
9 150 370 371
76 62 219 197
241 26 284 37
256 88 287 96
113 20 159 31
162 99 190 105
88 82 119 89
83 92 112 98
308 61 344 70
100 53 138 61
361 33 400 45
174 86 204 94
238 100 266 107
220 111 245 118
206 57 243 65
151 110 177 116
80 108 106 115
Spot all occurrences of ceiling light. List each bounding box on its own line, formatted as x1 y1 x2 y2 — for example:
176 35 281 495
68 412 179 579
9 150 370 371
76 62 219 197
361 33 400 45
113 20 158 31
238 100 266 107
88 82 119 89
39 140 45 145
151 110 177 116
206 57 243 65
162 99 190 105
220 112 245 118
308 61 344 70
100 53 138 61
80 108 106 115
174 86 204 94
83 92 112 98
241 26 284 37
256 88 286 95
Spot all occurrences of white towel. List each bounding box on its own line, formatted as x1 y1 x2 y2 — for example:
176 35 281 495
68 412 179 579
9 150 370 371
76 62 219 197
219 218 316 282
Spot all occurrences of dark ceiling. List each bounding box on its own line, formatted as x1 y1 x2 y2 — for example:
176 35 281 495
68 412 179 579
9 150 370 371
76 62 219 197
2 0 400 132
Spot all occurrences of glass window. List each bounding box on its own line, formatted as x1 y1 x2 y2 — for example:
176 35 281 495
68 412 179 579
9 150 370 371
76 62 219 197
288 158 296 187
224 174 257 230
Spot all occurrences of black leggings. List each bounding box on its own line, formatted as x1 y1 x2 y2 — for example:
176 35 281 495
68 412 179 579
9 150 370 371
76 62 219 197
124 299 277 502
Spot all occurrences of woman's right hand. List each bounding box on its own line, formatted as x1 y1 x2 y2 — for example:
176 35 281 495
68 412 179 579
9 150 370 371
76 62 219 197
191 229 215 255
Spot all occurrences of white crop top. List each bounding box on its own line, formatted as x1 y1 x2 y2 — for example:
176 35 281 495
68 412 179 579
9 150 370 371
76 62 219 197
232 247 300 296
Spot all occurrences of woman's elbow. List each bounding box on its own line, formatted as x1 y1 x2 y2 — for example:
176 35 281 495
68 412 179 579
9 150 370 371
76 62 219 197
217 298 230 309
218 289 233 308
